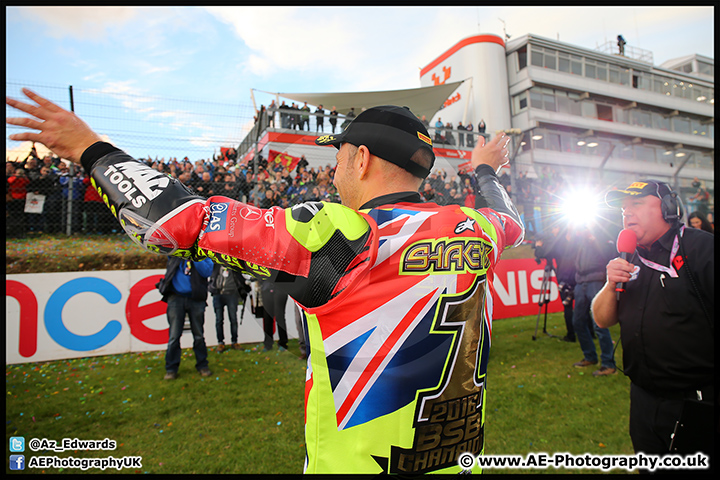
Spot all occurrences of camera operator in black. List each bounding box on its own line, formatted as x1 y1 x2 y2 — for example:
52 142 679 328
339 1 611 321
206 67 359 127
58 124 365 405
534 223 578 342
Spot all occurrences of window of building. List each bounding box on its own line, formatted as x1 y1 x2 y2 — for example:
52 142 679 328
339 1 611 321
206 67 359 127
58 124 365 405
517 46 527 70
530 90 544 109
673 117 691 135
546 133 561 151
521 136 532 153
560 133 578 153
654 76 673 96
631 110 652 128
596 140 613 158
678 63 693 74
693 86 708 103
634 145 657 162
695 153 714 169
556 94 582 116
513 91 528 114
616 108 629 125
638 72 652 91
544 49 557 70
673 82 692 100
652 112 671 131
619 68 630 86
596 61 608 81
691 119 707 137
698 62 713 76
558 52 570 73
543 92 557 112
597 104 613 122
617 144 634 161
585 59 596 79
531 46 544 67
581 101 597 119
571 55 583 75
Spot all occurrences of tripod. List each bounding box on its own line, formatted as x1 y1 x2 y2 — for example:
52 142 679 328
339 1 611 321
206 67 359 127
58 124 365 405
533 261 559 340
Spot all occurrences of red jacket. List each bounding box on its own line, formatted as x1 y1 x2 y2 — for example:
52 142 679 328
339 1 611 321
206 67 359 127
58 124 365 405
7 175 30 200
83 176 103 202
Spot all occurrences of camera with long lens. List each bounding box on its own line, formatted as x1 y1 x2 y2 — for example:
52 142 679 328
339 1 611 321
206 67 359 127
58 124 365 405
559 282 574 305
532 239 554 266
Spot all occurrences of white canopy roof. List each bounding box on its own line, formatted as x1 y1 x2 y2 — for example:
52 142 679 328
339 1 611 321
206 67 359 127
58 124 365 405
272 80 467 121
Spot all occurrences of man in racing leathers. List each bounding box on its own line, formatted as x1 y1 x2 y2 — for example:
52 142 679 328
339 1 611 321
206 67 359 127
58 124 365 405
7 90 523 474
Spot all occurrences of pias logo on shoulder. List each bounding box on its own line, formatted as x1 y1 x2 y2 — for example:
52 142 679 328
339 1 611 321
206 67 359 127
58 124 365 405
102 161 170 208
401 237 492 275
206 202 230 232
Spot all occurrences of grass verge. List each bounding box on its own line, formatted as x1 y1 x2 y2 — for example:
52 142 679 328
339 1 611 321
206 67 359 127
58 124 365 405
6 314 633 474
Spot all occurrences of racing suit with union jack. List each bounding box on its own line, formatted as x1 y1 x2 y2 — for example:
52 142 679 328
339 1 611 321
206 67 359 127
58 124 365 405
80 141 524 474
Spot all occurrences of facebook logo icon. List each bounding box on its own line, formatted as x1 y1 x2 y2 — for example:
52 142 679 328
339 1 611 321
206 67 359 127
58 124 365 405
10 455 25 470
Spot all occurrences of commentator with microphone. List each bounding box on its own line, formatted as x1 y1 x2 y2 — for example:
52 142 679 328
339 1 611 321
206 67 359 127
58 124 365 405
590 180 714 474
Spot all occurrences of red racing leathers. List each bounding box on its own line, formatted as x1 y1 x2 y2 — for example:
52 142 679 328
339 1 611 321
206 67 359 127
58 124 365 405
81 141 524 474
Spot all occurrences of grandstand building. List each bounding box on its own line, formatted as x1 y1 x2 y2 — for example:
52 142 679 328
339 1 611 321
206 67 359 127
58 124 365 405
241 33 713 209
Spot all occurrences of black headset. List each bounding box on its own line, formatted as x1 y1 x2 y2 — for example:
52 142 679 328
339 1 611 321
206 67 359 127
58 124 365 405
657 182 684 224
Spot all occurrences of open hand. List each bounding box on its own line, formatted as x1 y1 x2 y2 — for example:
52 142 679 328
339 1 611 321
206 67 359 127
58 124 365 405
471 132 511 174
6 88 102 164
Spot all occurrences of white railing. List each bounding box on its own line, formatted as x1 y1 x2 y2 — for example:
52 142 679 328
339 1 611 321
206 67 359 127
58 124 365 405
595 40 654 65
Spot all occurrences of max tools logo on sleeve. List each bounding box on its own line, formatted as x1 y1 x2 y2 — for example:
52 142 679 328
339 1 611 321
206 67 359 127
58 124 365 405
102 161 170 208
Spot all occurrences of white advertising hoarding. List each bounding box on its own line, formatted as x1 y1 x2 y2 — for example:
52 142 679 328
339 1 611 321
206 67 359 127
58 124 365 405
6 269 300 365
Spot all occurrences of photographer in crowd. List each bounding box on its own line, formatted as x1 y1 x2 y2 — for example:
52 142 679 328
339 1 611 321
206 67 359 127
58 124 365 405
571 224 617 376
533 222 579 342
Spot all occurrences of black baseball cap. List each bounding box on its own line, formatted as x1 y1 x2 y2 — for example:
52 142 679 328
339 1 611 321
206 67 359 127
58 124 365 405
605 179 673 207
315 105 435 179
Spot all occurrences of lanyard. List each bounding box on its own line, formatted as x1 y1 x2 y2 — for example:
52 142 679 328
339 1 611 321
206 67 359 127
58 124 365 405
637 225 684 278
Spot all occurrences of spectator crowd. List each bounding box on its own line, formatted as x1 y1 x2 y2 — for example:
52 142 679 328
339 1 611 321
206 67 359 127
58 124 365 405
6 144 488 238
7 140 714 239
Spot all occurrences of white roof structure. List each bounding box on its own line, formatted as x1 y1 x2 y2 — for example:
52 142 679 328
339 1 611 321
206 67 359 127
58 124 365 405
268 80 467 122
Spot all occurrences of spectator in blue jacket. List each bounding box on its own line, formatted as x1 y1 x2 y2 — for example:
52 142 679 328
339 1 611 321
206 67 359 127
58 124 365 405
156 256 214 379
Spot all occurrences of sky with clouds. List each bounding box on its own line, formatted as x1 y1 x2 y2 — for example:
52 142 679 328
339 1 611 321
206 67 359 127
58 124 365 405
5 6 714 162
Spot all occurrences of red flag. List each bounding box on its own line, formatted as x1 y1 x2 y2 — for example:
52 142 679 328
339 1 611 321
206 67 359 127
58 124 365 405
268 150 301 171
458 161 473 174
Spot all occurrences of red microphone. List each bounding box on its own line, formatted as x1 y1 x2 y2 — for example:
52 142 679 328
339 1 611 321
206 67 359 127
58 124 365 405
615 228 637 300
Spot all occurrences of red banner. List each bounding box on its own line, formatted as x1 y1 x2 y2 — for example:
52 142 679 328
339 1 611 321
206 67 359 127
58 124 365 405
458 161 472 174
268 149 301 171
492 258 563 320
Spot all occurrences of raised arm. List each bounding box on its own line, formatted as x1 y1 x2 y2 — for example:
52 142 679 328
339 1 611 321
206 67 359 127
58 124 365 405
471 133 524 249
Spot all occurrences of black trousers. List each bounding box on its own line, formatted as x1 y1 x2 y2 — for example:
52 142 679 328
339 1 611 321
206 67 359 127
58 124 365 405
629 383 714 474
261 283 288 350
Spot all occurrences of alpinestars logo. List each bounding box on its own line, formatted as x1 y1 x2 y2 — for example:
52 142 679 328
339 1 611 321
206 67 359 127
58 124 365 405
103 162 170 208
454 218 476 234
